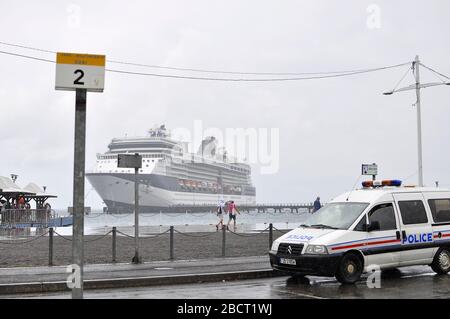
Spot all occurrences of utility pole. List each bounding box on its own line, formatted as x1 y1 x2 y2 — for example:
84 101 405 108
414 55 424 187
384 55 450 187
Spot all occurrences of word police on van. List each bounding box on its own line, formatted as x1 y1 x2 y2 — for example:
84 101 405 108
269 180 450 284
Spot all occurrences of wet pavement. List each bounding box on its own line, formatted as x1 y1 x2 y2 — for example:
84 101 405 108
3 265 449 299
0 256 270 285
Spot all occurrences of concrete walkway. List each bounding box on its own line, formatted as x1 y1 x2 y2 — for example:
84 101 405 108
0 256 277 295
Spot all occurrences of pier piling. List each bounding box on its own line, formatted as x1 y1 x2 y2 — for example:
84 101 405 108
48 227 54 266
112 227 117 263
269 223 273 250
222 225 226 257
170 226 174 260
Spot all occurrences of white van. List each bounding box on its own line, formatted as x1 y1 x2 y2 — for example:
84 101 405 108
269 180 450 284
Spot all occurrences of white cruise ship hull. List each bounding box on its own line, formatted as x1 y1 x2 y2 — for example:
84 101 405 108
87 173 256 213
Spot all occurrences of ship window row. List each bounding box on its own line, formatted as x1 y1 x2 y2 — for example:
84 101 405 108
107 169 147 173
99 154 163 160
99 160 157 165
142 154 163 158
174 162 249 174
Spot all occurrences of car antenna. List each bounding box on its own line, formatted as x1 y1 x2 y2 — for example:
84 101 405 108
346 175 362 202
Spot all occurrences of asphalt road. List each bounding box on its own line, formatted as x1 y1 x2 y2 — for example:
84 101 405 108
5 265 449 299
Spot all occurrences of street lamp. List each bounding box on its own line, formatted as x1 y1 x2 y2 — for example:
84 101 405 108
10 174 18 183
383 55 449 187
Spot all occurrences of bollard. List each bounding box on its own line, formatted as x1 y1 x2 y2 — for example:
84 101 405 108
222 225 226 257
112 227 117 263
170 226 174 260
48 227 54 266
269 223 273 250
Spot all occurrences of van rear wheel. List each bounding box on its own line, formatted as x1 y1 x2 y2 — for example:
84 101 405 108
431 248 450 275
335 253 363 284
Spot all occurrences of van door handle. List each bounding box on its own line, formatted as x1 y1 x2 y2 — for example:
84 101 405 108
396 231 401 240
402 231 407 240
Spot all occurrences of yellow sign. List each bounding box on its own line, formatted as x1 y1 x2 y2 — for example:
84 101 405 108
56 52 105 67
55 51 106 92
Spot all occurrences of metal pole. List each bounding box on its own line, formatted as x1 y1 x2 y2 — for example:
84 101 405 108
49 227 54 266
132 166 141 263
222 225 226 257
170 226 174 260
112 226 117 263
269 223 273 250
414 55 424 187
72 88 87 299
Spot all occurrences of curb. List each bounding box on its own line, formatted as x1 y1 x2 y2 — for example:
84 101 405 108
0 269 282 295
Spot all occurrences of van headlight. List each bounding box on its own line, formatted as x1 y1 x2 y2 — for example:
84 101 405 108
305 245 328 255
271 240 281 252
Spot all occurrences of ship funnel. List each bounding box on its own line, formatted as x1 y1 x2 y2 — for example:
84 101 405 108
197 136 217 157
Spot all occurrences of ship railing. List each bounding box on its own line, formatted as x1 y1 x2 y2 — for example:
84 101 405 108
0 208 58 226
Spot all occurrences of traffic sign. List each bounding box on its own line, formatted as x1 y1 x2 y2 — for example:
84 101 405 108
55 52 105 92
362 163 378 176
117 153 142 169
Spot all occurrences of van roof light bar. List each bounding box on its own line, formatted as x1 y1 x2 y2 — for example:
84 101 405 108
362 180 402 188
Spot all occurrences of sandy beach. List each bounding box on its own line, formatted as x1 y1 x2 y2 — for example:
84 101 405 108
0 229 286 268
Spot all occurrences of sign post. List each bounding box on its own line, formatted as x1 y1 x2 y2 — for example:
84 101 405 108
117 153 142 264
55 52 105 299
72 88 86 299
362 163 378 181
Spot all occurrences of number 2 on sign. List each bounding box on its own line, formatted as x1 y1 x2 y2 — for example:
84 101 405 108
74 69 85 85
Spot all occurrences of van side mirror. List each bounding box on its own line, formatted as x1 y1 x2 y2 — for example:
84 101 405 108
367 221 381 232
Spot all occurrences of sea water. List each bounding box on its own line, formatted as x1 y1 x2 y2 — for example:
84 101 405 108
54 209 311 236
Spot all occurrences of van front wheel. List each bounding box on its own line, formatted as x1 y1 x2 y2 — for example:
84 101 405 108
335 253 363 284
431 248 450 275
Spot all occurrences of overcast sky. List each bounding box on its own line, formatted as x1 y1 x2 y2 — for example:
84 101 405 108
1 0 449 209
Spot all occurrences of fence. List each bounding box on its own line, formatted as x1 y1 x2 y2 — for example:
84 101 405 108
0 209 57 227
0 224 289 267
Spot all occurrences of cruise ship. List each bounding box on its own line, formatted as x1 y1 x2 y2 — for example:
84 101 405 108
86 125 256 213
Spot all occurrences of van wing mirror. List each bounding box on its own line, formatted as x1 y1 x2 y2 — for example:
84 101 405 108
367 221 381 232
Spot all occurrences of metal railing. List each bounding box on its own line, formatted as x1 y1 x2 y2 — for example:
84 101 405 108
0 209 58 227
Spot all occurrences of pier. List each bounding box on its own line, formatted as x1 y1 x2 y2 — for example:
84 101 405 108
0 177 71 229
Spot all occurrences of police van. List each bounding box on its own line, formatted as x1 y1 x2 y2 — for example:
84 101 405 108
269 180 450 284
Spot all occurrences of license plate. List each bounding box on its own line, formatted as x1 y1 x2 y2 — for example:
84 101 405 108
279 258 296 265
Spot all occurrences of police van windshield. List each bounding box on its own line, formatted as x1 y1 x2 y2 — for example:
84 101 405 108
301 202 369 230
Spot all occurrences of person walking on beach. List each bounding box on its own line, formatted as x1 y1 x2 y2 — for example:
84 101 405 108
313 196 322 213
226 200 240 231
215 199 225 230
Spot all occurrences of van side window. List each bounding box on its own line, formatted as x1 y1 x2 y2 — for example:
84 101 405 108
368 203 397 231
398 200 428 225
428 199 450 223
354 216 367 232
